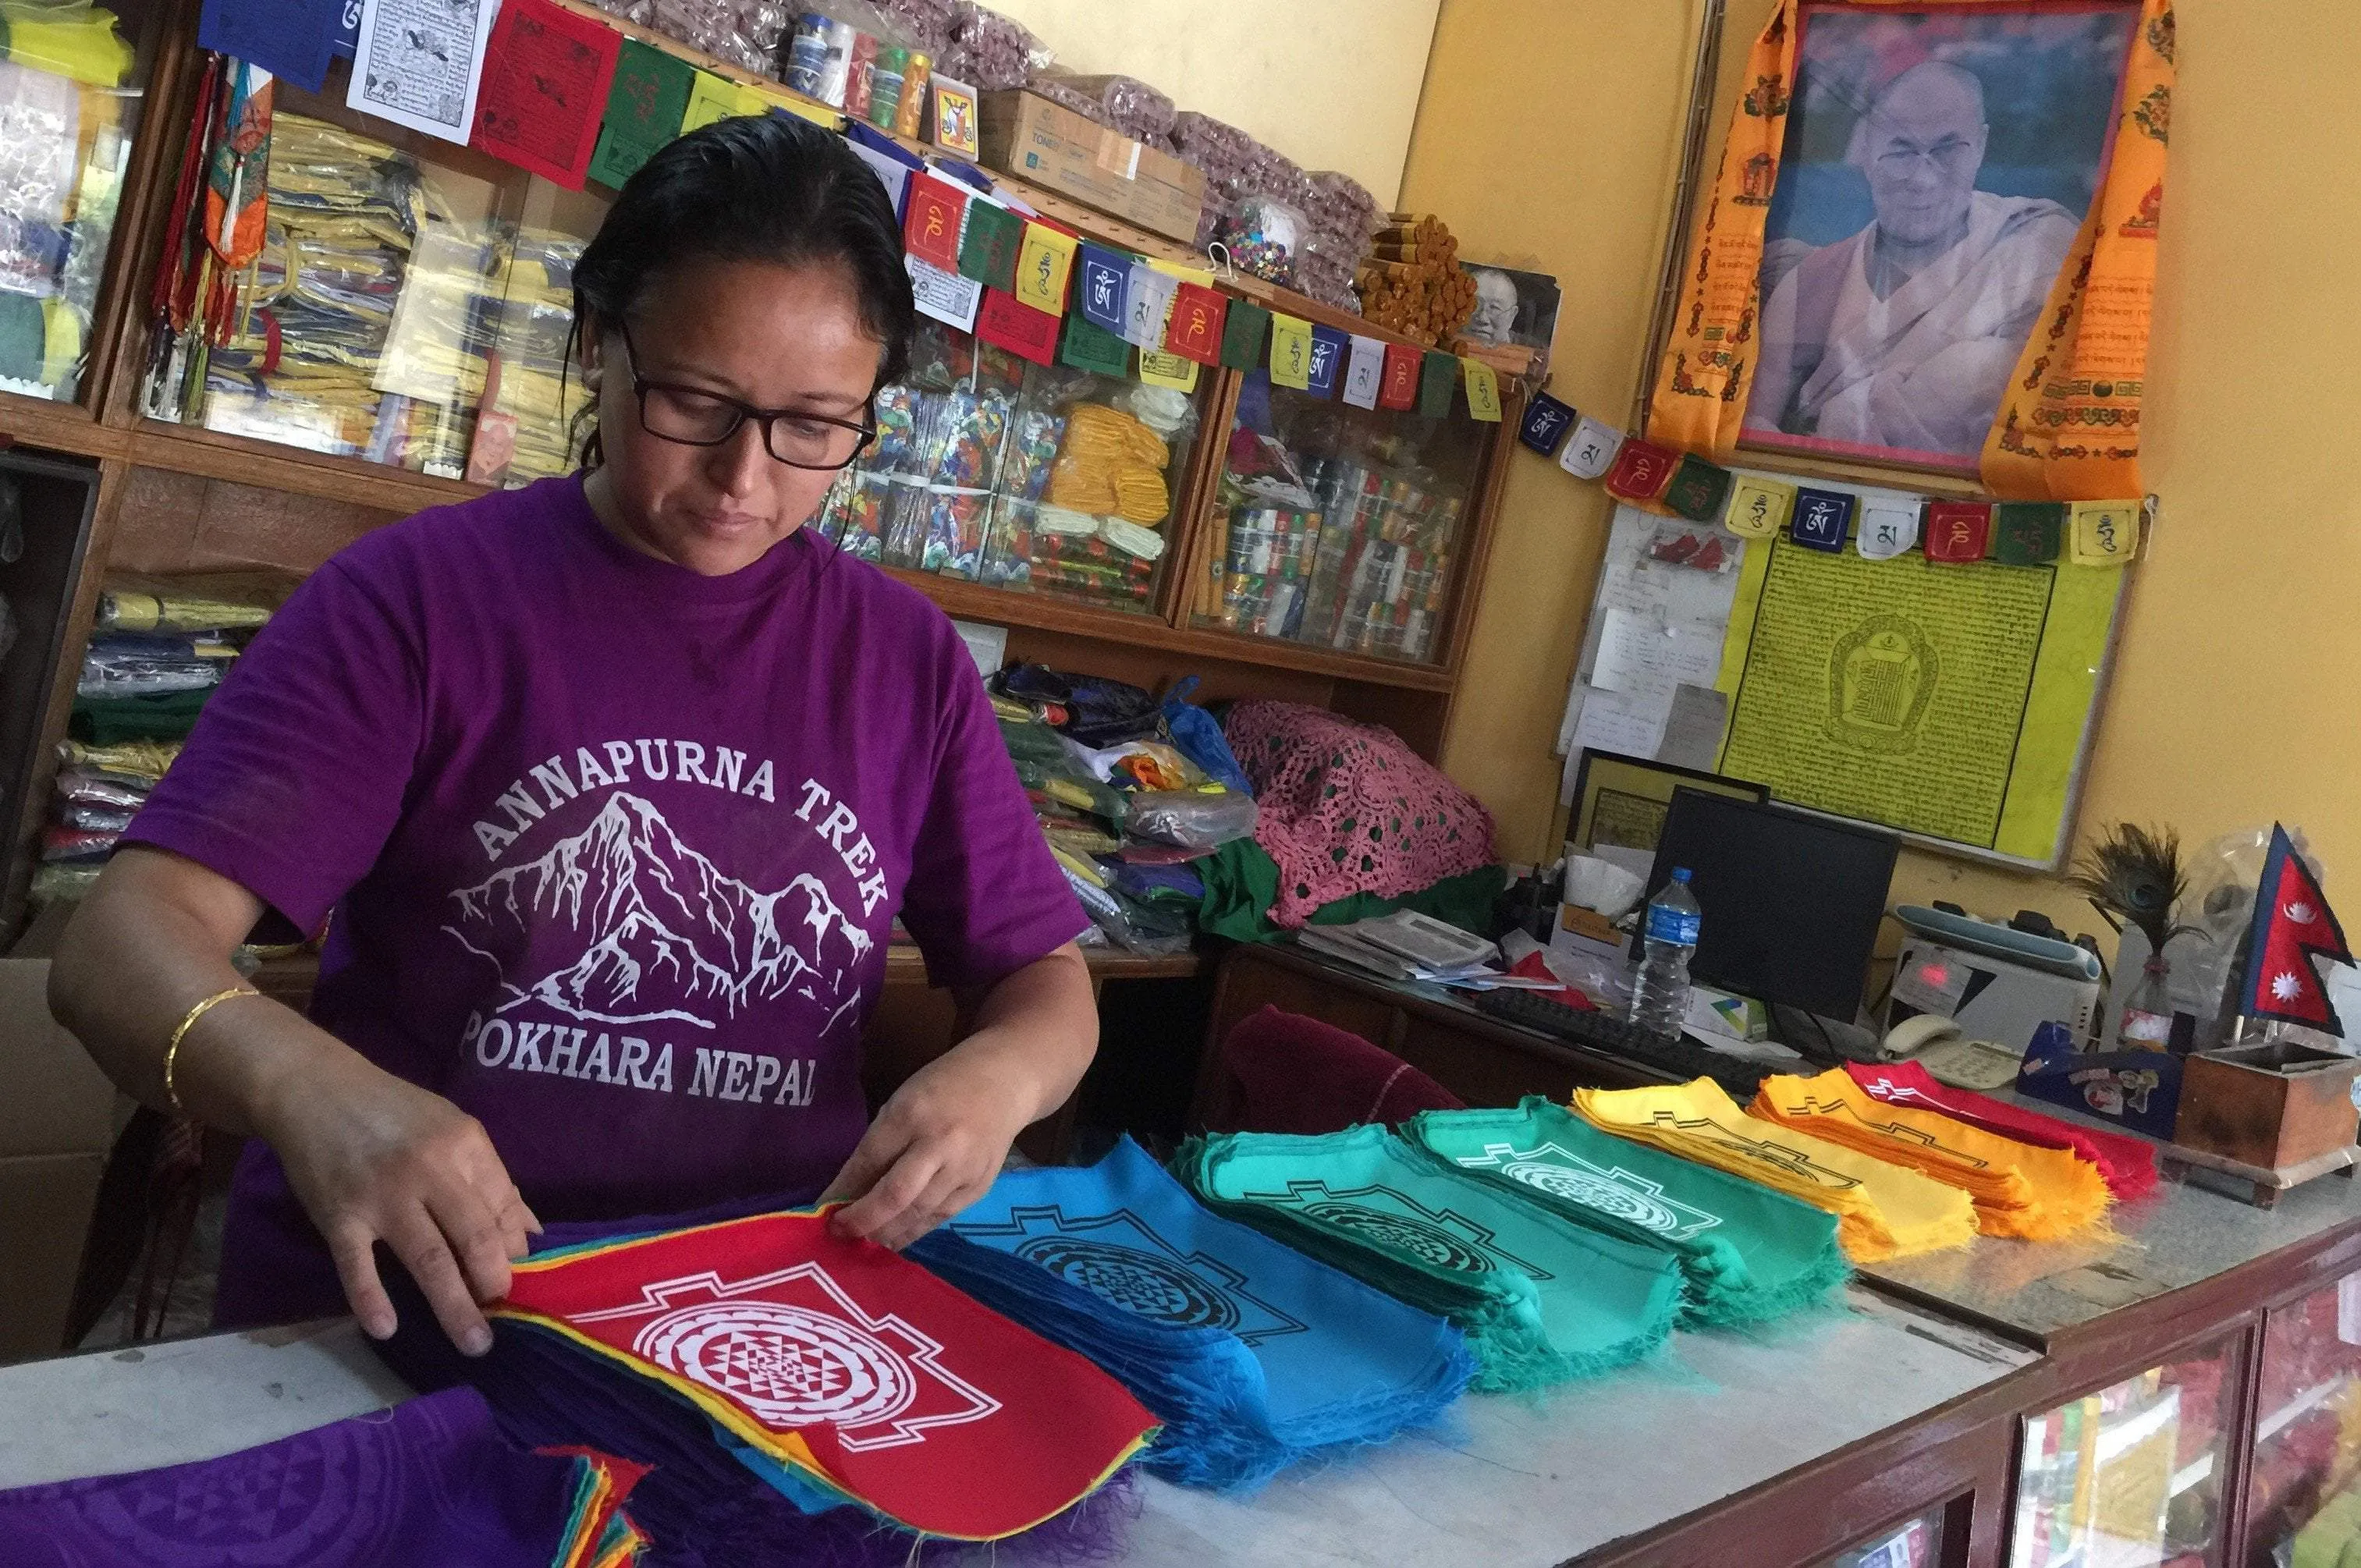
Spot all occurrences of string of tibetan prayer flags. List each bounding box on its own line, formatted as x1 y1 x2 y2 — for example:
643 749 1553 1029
1517 388 2145 569
1845 1060 2160 1202
1571 1080 1977 1264
925 1137 1474 1492
494 1209 1157 1541
1411 1098 1848 1329
1752 1070 2113 1243
1182 1126 1683 1392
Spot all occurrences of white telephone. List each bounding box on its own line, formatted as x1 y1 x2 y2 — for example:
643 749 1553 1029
1880 1014 2025 1091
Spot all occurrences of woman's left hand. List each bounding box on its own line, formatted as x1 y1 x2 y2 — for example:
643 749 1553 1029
818 1040 1039 1250
818 943 1097 1250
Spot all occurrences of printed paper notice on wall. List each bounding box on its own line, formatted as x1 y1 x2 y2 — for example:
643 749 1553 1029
350 0 500 144
907 256 982 332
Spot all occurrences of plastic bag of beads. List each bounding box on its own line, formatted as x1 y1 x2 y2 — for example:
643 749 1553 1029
1209 195 1305 286
943 2 1050 91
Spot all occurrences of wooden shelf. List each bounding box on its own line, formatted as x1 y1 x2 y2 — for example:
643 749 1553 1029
126 420 486 515
0 394 133 463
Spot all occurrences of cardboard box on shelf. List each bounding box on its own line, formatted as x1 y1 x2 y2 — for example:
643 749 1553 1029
977 91 1205 245
0 956 120 1360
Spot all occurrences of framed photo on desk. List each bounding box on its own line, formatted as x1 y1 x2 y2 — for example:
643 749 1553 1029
1568 750 1769 874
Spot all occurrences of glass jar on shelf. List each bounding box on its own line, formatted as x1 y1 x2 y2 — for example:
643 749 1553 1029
0 0 159 405
144 92 607 484
2243 1271 2361 1567
812 318 1202 615
2008 1341 2239 1568
1192 370 1488 665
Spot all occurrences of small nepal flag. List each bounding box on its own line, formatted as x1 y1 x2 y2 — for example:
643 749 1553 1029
2242 823 2356 1034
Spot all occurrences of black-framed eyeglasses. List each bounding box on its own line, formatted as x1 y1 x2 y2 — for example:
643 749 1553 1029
615 322 876 470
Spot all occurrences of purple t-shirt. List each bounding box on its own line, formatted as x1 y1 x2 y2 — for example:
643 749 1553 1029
128 477 1085 1318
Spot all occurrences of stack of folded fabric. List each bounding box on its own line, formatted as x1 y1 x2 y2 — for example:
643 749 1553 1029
1182 1125 1683 1392
1411 1098 1850 1329
916 1136 1474 1491
1573 1080 1979 1264
0 1385 648 1566
480 1208 1158 1551
1752 1069 2114 1242
1844 1059 2161 1201
484 229 595 485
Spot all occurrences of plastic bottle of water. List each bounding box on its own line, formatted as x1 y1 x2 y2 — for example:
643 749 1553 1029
1630 868 1701 1038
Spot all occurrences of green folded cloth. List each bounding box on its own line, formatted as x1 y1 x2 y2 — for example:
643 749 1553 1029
1180 1126 1681 1392
1409 1098 1849 1329
71 686 213 743
1193 837 1504 942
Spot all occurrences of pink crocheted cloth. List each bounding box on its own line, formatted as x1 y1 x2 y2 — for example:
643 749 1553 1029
1225 701 1496 928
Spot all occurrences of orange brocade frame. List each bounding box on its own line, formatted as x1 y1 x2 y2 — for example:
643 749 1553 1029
1646 0 2174 502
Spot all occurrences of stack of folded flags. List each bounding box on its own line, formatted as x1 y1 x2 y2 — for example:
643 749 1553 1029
1572 1079 1979 1264
1844 1059 2160 1201
916 1135 1474 1491
1181 1125 1684 1391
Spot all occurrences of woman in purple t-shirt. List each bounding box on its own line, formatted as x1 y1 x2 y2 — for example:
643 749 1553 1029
50 116 1096 1358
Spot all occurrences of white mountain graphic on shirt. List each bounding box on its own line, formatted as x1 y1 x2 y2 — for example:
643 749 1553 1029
443 793 874 1034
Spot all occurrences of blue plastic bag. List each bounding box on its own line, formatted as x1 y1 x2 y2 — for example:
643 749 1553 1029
1162 676 1254 795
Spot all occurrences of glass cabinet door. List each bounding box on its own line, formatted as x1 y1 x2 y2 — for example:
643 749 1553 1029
0 0 162 404
2244 1272 2361 1566
1817 1504 1945 1567
815 318 1209 615
1192 370 1492 665
2009 1341 2240 1568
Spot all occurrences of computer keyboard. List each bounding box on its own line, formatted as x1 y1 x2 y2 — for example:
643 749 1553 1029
1469 988 1774 1101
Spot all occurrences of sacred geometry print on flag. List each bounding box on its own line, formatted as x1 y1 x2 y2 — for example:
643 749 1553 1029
495 1211 1156 1540
975 1209 1306 1346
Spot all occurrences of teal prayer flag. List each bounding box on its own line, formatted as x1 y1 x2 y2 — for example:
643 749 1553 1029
589 39 692 189
1220 302 1271 371
1410 1098 1848 1329
1060 314 1133 378
959 200 1024 292
1417 350 1457 419
1184 1126 1682 1392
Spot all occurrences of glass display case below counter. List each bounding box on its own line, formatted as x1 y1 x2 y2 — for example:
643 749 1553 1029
2246 1272 2361 1568
2010 1343 2239 1568
813 320 1200 615
1193 371 1487 665
140 106 602 488
1817 1506 1943 1568
0 0 149 403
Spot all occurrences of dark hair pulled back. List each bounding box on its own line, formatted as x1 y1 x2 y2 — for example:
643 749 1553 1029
572 112 915 406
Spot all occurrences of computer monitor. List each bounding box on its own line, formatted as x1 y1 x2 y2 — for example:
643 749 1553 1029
1641 789 1901 1020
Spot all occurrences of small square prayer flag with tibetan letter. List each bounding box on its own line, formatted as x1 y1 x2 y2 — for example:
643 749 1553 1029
1855 500 1920 560
1305 326 1347 397
2068 499 2140 566
1558 417 1623 480
1379 343 1422 410
1994 502 2065 565
1521 392 1575 456
1165 282 1228 367
1923 502 1993 563
1662 455 1734 523
1221 302 1271 371
1075 243 1130 335
1791 488 1854 552
1724 476 1795 538
957 199 1024 292
1603 438 1679 505
1417 351 1457 419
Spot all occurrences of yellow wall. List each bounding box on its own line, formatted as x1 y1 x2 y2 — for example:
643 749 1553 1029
1405 0 2361 945
988 0 1440 199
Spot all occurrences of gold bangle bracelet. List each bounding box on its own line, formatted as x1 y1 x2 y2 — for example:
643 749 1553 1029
162 987 261 1119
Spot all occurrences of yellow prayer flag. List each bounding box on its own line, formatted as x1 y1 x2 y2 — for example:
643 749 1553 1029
681 71 744 133
1146 256 1216 289
1461 358 1501 422
2068 499 2140 566
750 82 841 127
1268 313 1313 392
1724 476 1796 539
1138 349 1200 393
1014 225 1078 315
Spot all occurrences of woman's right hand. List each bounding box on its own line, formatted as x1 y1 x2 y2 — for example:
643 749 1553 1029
255 1052 540 1356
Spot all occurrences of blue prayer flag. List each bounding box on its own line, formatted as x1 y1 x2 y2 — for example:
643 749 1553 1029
1792 486 1855 552
1078 243 1132 337
201 0 339 91
1521 392 1576 456
1305 326 1347 398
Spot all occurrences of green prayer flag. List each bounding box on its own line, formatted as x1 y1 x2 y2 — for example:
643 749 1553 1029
1662 454 1735 524
1995 501 2066 565
959 201 1024 292
1417 350 1457 419
1410 1098 1848 1329
1220 302 1271 371
1184 1126 1681 1392
1060 314 1132 378
589 40 694 189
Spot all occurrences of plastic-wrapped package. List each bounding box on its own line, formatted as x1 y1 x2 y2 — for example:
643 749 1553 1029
1209 195 1305 286
1063 862 1193 956
58 802 134 833
836 472 892 559
54 768 151 811
943 2 1050 92
873 0 956 53
584 0 655 22
41 826 117 864
76 641 225 699
647 0 794 75
29 863 100 903
1305 170 1384 247
1024 71 1175 144
1124 789 1258 851
922 486 991 576
925 385 1012 488
879 473 932 566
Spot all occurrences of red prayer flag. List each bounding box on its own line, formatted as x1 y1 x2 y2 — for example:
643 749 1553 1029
470 0 622 191
1923 502 1993 562
1603 438 1680 504
1847 1059 2158 1200
496 1211 1156 1541
975 285 1060 367
1378 343 1422 410
1163 282 1227 367
903 172 969 275
2242 824 2356 1033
